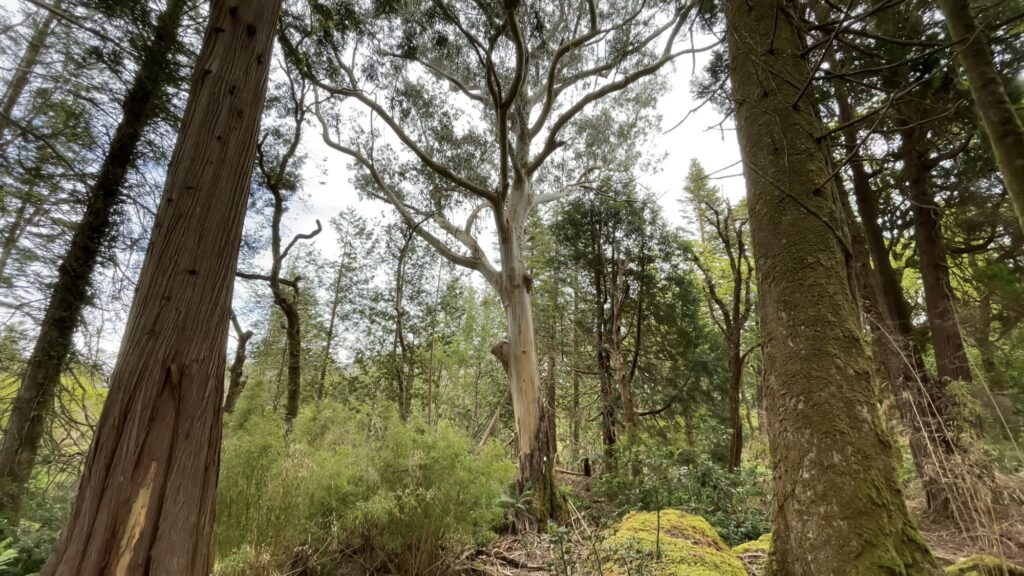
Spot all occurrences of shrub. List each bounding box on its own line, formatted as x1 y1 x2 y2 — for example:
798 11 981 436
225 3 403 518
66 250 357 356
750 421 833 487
595 433 770 546
215 402 515 575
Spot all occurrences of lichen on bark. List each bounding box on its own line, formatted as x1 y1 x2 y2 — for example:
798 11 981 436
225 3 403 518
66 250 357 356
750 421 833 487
723 0 941 574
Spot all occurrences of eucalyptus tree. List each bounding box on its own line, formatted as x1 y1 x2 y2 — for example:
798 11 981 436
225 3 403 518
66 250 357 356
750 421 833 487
682 158 754 471
0 0 188 524
42 1 282 571
283 0 711 522
724 0 939 572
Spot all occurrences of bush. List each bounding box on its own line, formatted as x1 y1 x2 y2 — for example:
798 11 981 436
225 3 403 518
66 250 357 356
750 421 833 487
595 433 770 546
215 402 515 575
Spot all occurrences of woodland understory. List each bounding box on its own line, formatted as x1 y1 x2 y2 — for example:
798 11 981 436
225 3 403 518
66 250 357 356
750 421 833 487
0 0 1023 575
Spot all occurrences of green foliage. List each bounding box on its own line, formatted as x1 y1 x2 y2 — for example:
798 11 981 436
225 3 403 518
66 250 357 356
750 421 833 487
596 433 770 546
215 402 515 575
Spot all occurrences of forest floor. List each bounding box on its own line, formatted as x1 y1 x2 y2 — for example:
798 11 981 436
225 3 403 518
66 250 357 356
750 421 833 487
913 472 1024 568
463 472 1024 575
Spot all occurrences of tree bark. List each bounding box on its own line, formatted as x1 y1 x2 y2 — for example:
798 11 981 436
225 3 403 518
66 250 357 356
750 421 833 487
937 0 1024 235
0 2 59 142
498 188 558 524
0 0 186 524
726 333 743 472
41 1 280 573
224 311 253 414
901 128 974 387
392 231 414 421
724 1 939 573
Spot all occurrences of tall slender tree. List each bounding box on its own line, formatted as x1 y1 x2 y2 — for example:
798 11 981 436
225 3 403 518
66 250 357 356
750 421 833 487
0 2 60 142
236 71 321 432
683 159 755 471
724 0 939 572
42 1 281 572
936 0 1024 235
0 0 187 523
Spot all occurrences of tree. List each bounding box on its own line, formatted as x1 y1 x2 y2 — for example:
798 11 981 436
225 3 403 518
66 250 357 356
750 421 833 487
683 159 754 471
224 310 254 414
288 0 708 523
936 0 1024 235
724 0 939 572
42 1 281 572
0 2 59 143
236 69 321 433
0 0 187 524
316 208 378 401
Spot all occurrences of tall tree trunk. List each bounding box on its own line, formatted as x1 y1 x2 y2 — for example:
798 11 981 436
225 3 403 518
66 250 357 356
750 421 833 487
570 296 582 470
392 232 413 421
974 289 1007 393
900 128 997 520
726 334 743 472
316 262 344 400
498 206 557 524
724 2 939 573
901 128 974 387
840 182 946 511
833 69 976 514
0 2 59 142
0 196 44 284
427 261 443 425
830 78 957 513
224 311 253 414
41 1 280 573
834 83 918 346
279 295 302 431
936 0 1024 235
591 227 617 457
0 0 186 524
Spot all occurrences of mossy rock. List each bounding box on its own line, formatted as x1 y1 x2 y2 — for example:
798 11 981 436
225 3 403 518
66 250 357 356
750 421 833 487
732 533 771 555
732 533 771 575
945 555 1024 576
602 509 747 576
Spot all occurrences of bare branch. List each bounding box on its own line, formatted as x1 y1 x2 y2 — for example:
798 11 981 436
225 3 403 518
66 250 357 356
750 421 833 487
281 219 323 262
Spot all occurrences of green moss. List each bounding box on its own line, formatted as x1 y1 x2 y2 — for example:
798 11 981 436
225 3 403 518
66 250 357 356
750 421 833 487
945 555 1024 576
602 510 747 576
732 532 771 555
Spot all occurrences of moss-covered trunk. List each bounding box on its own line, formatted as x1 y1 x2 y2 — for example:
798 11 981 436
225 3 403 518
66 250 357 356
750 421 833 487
41 1 280 572
724 1 940 573
0 0 186 524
